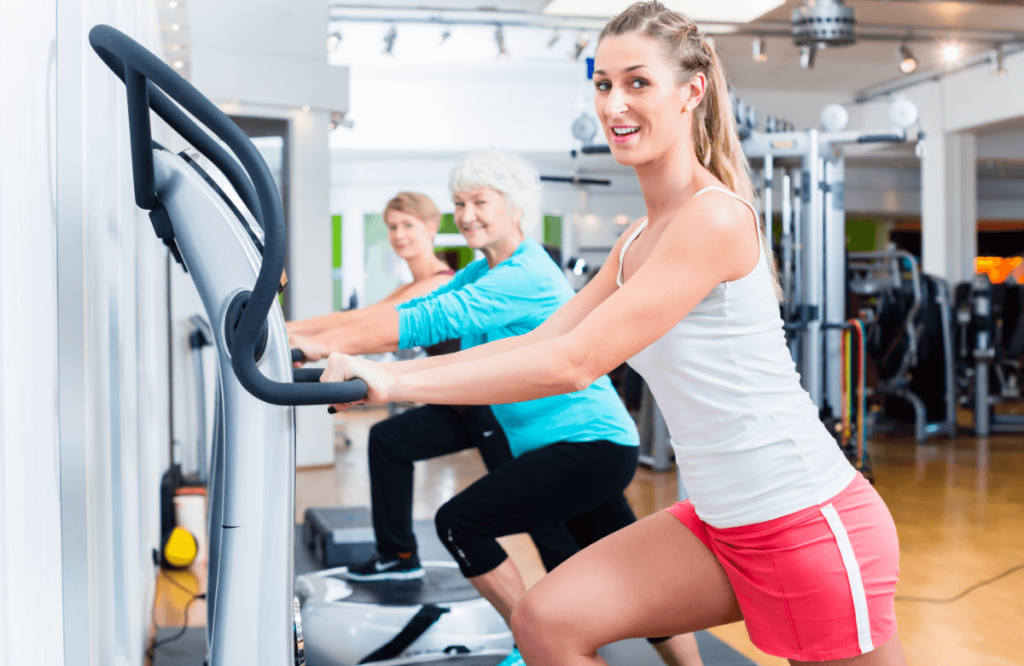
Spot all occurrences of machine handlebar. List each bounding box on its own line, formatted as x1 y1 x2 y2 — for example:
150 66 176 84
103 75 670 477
89 25 367 406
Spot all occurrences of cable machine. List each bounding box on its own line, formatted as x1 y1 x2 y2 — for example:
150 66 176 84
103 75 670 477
742 101 956 462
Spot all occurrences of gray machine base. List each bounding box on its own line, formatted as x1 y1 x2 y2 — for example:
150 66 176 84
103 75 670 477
294 516 755 666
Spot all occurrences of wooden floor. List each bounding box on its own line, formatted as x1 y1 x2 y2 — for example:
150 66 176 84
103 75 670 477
155 406 1024 666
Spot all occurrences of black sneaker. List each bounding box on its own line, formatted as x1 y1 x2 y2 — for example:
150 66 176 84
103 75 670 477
344 552 425 582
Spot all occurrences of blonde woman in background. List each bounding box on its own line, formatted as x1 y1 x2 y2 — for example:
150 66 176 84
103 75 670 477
287 191 456 359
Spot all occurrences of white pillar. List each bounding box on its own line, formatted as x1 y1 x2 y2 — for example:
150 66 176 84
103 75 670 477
289 110 336 467
922 132 977 284
342 206 366 309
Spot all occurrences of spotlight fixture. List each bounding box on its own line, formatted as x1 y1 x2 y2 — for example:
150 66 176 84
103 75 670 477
800 43 816 69
548 29 561 49
171 44 181 51
436 28 451 46
173 60 184 69
568 257 588 276
991 49 1007 76
897 43 917 74
942 43 961 65
752 37 767 62
170 23 181 31
168 1 178 7
383 25 397 56
495 26 508 59
574 32 590 60
328 112 354 130
327 31 342 51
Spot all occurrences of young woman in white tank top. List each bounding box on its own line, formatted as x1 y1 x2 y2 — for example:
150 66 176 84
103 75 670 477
322 3 906 664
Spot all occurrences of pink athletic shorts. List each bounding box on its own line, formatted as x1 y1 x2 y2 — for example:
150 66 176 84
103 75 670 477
665 472 899 661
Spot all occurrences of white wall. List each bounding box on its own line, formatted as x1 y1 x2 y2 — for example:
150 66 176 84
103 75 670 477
51 2 168 666
0 3 64 666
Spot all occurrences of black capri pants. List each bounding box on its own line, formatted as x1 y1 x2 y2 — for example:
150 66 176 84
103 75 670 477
368 404 581 570
434 438 639 579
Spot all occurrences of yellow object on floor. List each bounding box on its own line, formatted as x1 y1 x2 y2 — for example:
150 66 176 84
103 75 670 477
164 526 198 569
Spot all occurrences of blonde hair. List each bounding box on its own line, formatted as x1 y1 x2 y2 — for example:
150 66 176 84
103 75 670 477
599 1 781 301
383 192 442 232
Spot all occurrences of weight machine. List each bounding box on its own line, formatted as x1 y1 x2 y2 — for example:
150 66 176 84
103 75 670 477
742 103 956 460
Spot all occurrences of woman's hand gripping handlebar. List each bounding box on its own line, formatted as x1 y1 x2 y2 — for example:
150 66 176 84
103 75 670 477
320 353 394 413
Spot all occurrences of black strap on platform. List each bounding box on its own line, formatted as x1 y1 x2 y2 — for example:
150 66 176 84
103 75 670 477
358 604 451 664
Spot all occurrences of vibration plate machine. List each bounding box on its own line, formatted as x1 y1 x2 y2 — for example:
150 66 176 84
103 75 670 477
90 25 511 666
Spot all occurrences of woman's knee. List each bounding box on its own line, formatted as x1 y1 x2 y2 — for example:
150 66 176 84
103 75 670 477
433 497 465 536
511 587 575 656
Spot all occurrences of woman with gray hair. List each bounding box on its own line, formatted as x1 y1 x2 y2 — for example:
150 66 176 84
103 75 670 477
303 148 703 666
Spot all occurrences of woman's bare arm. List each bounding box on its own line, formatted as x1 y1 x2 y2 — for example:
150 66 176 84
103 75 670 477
324 196 757 406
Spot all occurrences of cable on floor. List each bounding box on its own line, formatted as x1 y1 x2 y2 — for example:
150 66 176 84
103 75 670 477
146 569 206 663
895 562 1024 604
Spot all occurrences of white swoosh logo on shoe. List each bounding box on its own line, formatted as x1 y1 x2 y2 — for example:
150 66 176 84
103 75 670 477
375 560 401 572
482 431 494 437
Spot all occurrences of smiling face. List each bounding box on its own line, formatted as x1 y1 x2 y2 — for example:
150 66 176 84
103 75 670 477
452 186 523 252
384 209 436 260
593 33 705 168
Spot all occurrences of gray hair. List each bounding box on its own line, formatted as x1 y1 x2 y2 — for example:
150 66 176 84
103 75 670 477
448 149 542 234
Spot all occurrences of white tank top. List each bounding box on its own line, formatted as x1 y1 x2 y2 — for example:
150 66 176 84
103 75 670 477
618 187 855 528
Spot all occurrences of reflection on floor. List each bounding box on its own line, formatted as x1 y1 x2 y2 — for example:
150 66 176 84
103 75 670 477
152 405 1024 666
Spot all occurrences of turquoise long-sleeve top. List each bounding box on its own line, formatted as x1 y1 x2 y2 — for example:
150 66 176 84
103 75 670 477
396 238 639 458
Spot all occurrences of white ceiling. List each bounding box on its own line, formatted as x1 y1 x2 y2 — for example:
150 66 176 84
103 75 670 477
758 0 1024 33
328 0 554 10
325 1 1024 94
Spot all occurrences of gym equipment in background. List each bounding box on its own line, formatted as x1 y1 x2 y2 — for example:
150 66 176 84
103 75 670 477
954 275 1024 436
743 100 955 456
90 25 509 666
848 251 956 444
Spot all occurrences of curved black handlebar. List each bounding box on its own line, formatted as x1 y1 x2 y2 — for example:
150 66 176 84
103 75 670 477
89 25 366 406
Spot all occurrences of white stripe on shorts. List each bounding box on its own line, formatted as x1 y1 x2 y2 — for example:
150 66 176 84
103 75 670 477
820 503 874 654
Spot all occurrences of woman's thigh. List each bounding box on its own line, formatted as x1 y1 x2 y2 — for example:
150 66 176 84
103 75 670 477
514 511 742 652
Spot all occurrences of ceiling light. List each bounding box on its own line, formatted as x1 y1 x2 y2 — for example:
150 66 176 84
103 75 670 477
170 23 180 31
942 43 961 64
495 26 509 59
327 31 342 51
897 44 917 74
991 49 1007 76
574 32 590 60
436 28 451 46
383 25 397 56
548 29 561 49
168 1 178 7
173 60 184 69
171 44 181 51
752 37 767 62
800 43 816 69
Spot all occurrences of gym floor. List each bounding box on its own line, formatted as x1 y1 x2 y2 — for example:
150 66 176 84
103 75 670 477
152 405 1024 666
